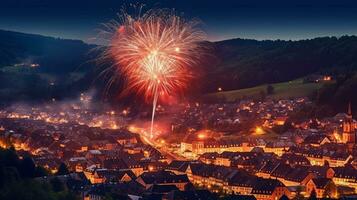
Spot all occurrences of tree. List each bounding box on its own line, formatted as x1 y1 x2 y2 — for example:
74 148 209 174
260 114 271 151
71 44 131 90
0 147 19 168
259 90 266 101
19 156 36 178
0 180 57 200
266 85 275 95
309 189 317 200
50 177 65 192
323 182 338 199
34 166 48 177
279 195 289 200
295 186 305 200
56 163 69 176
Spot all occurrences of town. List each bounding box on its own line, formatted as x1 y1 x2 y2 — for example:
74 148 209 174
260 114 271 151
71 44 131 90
0 95 356 200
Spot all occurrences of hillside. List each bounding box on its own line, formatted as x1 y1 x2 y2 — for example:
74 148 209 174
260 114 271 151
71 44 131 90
205 78 332 102
0 30 101 103
0 30 96 73
1 30 357 104
202 36 357 93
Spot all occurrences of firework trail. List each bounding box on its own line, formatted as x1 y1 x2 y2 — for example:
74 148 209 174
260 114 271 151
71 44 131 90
100 7 206 138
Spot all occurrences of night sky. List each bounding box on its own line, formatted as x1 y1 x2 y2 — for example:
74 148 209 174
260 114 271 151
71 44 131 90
2 0 357 43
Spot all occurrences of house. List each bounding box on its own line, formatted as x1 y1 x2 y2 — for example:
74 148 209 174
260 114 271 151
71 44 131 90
263 142 289 156
166 160 191 175
113 130 138 145
102 158 127 169
67 157 87 172
308 166 335 178
256 161 280 179
303 134 330 147
136 170 190 190
251 179 291 200
280 153 310 166
186 163 240 190
306 178 338 198
272 164 313 186
274 116 288 126
324 153 353 167
146 184 179 195
332 166 357 190
226 173 256 195
85 169 136 184
198 152 219 164
163 189 217 200
256 162 313 186
304 149 324 166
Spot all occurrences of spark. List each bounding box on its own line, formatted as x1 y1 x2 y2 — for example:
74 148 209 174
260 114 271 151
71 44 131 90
101 7 206 138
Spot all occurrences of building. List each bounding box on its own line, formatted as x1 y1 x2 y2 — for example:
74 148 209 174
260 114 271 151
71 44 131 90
251 179 291 200
84 168 136 184
180 138 254 158
342 103 356 144
163 190 218 200
256 162 314 187
303 134 330 147
332 166 357 191
136 170 190 190
306 178 338 198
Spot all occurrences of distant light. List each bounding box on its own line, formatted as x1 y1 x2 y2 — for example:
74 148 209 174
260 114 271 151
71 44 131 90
218 87 223 92
148 166 154 171
198 133 206 139
30 64 40 68
255 126 264 135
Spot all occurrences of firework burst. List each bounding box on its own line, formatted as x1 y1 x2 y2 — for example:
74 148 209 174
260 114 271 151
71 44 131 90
100 7 206 137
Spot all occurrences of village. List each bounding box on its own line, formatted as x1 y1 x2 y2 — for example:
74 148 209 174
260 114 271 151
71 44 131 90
0 96 356 200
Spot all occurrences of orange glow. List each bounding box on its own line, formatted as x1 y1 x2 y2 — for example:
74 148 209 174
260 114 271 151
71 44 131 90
323 76 332 81
255 126 264 135
128 126 139 133
110 123 118 130
148 166 154 171
198 133 206 139
0 140 8 149
122 109 128 115
333 131 342 143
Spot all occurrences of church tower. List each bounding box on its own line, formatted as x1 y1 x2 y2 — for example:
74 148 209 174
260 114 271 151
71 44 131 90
342 102 356 144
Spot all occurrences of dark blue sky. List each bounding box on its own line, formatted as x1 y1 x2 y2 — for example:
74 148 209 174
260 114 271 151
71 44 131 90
1 0 357 43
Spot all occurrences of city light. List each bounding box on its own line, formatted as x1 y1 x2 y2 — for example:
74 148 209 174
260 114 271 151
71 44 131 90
255 126 264 135
198 133 206 139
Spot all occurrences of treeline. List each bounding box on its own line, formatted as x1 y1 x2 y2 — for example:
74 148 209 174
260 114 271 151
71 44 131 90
286 72 357 121
200 36 357 92
0 147 78 200
314 72 357 115
2 29 357 103
0 29 96 74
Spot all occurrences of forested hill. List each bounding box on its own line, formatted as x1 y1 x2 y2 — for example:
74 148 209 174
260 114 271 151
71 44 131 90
1 29 357 103
0 29 96 74
0 30 99 103
203 36 357 92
